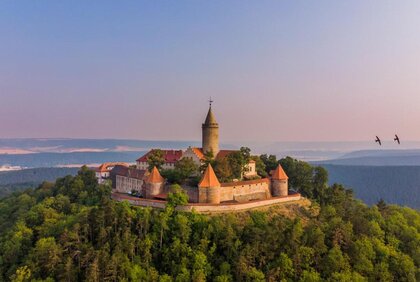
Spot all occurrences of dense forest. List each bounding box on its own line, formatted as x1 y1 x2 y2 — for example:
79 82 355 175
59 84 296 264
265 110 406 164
0 159 419 281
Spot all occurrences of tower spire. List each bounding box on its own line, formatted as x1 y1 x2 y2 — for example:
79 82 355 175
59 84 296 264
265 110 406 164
202 99 219 157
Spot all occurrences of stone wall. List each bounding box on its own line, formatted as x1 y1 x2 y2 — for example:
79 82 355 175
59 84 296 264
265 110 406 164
220 186 234 202
219 179 271 203
116 175 143 194
112 192 302 213
176 185 199 203
144 182 164 199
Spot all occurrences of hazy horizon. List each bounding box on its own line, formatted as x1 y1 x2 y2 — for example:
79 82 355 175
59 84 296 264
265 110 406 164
1 1 420 141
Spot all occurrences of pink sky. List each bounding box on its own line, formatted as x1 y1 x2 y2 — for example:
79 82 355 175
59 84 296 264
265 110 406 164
0 1 419 142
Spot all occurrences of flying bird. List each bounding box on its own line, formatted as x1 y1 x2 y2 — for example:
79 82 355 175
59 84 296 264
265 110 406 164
375 136 382 146
394 134 400 144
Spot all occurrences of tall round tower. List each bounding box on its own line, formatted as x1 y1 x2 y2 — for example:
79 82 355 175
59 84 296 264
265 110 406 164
202 102 219 157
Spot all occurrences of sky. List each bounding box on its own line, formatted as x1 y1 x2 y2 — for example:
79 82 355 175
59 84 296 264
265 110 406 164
1 1 419 142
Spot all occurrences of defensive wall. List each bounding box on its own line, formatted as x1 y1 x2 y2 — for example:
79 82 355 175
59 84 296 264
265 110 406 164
220 178 271 202
111 192 302 213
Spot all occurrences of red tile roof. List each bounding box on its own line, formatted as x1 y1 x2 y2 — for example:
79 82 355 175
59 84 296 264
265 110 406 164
271 164 288 180
215 150 237 160
136 149 183 163
191 147 205 160
146 167 164 183
96 162 129 173
198 164 221 188
154 193 169 200
191 148 237 161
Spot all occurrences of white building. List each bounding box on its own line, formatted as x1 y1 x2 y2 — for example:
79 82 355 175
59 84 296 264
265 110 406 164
95 162 128 184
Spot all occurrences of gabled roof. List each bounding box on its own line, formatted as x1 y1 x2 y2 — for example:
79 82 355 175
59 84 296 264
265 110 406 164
190 148 238 161
110 166 146 180
191 147 205 160
198 164 221 188
215 150 236 160
271 164 289 180
96 162 129 173
146 167 164 183
136 149 183 163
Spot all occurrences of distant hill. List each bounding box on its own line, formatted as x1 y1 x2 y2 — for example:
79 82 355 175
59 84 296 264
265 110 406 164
0 138 201 152
321 165 420 209
0 167 79 198
315 149 420 166
0 151 146 168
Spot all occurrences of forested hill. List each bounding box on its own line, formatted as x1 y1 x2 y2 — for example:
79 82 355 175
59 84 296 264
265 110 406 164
320 165 420 209
0 164 419 281
0 168 79 198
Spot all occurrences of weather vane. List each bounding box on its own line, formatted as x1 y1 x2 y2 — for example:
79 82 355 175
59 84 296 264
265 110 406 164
209 97 214 108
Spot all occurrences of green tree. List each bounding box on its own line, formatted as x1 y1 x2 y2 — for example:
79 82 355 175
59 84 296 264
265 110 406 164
350 238 375 277
245 267 265 282
192 251 211 282
268 252 294 281
279 157 314 197
167 184 189 209
175 158 199 179
260 154 278 174
213 158 233 183
28 237 62 279
10 266 31 282
312 166 328 203
226 147 251 180
200 151 215 173
147 149 166 171
161 169 183 185
321 246 350 277
251 156 267 177
299 270 321 282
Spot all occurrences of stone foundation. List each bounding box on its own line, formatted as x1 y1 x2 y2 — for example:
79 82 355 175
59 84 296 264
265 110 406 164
112 192 302 213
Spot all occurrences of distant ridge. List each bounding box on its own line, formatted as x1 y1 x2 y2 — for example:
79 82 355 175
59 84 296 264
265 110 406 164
339 149 420 159
313 149 420 166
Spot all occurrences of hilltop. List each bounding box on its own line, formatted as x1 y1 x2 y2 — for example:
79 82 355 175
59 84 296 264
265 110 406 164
0 163 418 281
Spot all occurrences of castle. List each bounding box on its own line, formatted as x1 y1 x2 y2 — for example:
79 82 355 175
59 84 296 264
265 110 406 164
110 103 296 207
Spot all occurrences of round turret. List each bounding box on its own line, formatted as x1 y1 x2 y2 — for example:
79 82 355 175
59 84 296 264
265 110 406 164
271 179 288 197
206 186 221 204
144 167 164 199
198 164 221 204
271 164 289 197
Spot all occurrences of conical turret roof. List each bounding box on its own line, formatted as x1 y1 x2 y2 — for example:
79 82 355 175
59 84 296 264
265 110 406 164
146 166 164 183
198 164 221 188
272 164 288 180
204 107 217 125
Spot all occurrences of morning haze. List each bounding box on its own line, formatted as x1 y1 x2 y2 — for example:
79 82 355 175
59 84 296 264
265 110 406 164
1 1 419 141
